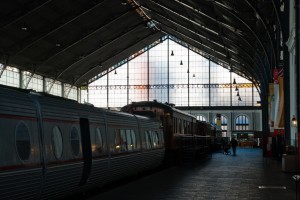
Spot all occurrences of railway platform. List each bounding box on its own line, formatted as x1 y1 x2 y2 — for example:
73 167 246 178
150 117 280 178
82 148 297 200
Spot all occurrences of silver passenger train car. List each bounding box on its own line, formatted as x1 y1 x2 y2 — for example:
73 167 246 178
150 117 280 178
0 86 165 200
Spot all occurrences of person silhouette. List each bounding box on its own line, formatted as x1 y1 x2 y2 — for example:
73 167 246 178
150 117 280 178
230 137 238 156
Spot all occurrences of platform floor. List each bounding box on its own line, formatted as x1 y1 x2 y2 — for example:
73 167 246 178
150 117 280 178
86 148 298 200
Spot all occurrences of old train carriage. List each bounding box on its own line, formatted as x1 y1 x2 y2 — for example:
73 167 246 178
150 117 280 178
121 101 212 164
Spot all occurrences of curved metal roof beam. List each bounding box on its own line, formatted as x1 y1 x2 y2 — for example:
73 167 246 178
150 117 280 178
12 0 108 56
39 10 133 67
142 2 265 83
271 0 283 33
212 1 272 80
88 33 165 83
244 0 276 67
146 0 267 84
74 31 161 85
57 22 146 80
0 0 52 29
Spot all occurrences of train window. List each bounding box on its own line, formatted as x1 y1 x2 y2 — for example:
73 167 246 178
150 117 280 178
15 121 31 161
113 129 138 153
145 131 151 149
52 126 63 159
126 130 136 151
145 130 163 149
95 128 104 154
153 131 159 148
70 127 80 157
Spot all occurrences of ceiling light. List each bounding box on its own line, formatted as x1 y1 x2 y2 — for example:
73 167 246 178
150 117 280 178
114 70 117 74
180 60 183 65
256 101 261 106
235 86 238 91
292 115 297 126
233 78 236 84
55 41 61 47
237 91 239 96
171 50 174 56
21 23 28 31
121 0 127 5
238 96 242 101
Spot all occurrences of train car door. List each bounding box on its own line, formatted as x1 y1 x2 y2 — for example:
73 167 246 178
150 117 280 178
79 118 92 185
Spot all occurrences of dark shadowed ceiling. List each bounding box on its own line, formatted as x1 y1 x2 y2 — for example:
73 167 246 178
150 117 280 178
0 0 284 91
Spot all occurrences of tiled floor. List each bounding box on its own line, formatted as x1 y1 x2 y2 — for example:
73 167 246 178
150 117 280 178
86 148 298 200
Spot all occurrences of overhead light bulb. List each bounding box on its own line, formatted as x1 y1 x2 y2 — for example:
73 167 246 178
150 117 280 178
292 115 297 126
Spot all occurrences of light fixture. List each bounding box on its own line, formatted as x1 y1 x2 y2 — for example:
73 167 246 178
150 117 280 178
21 23 28 31
236 91 239 96
235 86 238 91
180 60 183 65
238 96 242 101
121 0 127 5
114 70 117 74
187 69 189 73
193 74 195 77
292 115 297 126
171 50 174 56
233 78 236 84
55 41 61 47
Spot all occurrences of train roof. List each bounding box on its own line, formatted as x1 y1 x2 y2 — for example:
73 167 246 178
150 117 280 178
121 101 196 119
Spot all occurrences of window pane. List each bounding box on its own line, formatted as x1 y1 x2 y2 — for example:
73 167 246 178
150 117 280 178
52 126 63 159
95 128 103 154
235 115 249 130
15 122 31 161
70 127 80 156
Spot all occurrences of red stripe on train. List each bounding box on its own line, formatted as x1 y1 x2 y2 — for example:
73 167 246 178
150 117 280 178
0 113 37 121
0 159 84 171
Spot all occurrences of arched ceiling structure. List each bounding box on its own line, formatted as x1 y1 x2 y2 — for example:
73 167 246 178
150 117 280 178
0 0 284 92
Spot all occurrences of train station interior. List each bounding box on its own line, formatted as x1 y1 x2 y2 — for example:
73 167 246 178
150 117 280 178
0 0 299 199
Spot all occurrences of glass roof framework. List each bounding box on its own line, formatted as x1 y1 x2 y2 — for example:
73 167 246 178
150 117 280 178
86 38 260 108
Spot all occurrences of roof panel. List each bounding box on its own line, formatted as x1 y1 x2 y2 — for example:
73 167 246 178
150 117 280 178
0 0 282 89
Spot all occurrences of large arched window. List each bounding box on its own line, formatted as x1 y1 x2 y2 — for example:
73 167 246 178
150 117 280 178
214 115 228 137
214 115 227 127
220 115 228 131
235 115 249 130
